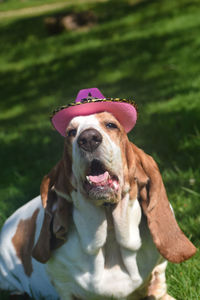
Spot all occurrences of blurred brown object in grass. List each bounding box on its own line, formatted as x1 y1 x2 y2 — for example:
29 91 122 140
44 10 97 35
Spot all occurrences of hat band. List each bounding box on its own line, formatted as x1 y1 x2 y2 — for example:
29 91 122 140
50 97 138 120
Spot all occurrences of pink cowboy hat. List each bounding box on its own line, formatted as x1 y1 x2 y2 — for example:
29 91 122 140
51 88 138 136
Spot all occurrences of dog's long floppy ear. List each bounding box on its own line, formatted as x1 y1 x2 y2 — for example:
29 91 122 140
129 142 196 263
32 153 72 263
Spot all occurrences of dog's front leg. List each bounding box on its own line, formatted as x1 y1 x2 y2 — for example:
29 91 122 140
146 261 176 300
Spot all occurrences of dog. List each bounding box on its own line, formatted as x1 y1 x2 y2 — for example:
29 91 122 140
0 89 196 300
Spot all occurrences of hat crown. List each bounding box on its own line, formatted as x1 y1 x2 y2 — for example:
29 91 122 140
51 87 137 136
75 88 104 103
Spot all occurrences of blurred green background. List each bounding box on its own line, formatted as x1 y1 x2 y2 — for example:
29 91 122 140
0 0 200 299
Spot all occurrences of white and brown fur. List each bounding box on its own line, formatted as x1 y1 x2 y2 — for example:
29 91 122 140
0 112 196 300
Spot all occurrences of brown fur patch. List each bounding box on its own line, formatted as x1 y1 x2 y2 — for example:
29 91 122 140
147 269 163 297
12 209 39 276
95 112 123 142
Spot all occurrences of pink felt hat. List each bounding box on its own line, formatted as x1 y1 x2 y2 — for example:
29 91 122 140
51 88 138 136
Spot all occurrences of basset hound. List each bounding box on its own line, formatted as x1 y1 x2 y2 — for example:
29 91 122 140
0 112 196 300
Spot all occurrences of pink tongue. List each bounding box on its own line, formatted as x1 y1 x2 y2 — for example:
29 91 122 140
89 171 109 183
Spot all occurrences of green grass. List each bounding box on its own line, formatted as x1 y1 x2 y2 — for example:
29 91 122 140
0 0 68 12
0 0 200 299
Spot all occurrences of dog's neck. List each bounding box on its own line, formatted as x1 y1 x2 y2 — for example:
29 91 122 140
49 188 160 299
71 189 142 256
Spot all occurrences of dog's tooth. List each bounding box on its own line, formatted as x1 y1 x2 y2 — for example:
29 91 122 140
113 181 119 191
86 176 92 184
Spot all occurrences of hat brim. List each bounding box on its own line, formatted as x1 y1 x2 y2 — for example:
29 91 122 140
51 98 137 136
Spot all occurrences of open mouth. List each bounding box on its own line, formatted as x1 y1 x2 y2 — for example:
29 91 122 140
84 159 119 200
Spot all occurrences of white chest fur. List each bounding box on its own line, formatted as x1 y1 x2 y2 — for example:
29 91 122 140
46 193 160 300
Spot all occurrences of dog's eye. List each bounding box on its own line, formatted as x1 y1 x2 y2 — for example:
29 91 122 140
67 129 77 137
105 122 118 129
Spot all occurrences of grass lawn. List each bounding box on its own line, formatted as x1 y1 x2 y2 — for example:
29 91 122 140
0 0 71 12
0 0 200 299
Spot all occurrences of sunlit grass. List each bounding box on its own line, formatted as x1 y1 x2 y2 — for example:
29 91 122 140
0 0 70 12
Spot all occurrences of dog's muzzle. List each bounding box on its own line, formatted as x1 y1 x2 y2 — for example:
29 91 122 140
83 159 120 204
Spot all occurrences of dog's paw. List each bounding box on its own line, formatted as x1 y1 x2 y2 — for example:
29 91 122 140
143 294 176 300
161 294 176 300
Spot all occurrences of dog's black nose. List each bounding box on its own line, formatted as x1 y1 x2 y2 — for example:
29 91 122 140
77 128 102 152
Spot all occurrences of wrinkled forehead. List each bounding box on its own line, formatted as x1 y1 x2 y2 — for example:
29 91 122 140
68 112 121 131
70 114 100 131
